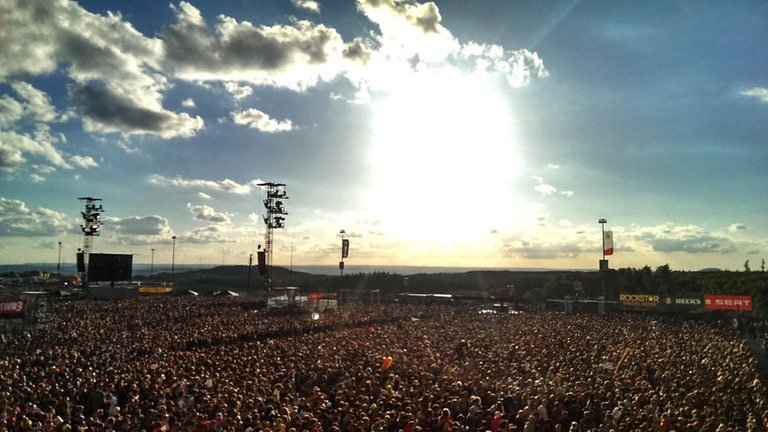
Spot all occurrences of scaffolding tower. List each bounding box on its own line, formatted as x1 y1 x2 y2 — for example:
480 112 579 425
78 197 104 287
258 183 288 289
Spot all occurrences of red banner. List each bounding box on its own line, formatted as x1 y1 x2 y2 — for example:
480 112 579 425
704 295 752 312
307 292 324 301
0 300 25 316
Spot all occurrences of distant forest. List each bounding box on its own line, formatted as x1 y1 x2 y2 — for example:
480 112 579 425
133 264 768 317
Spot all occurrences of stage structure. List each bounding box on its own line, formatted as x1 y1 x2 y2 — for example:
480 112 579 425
77 197 104 287
258 182 288 290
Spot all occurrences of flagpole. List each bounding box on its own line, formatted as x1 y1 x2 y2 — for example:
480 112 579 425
339 229 346 279
599 218 607 260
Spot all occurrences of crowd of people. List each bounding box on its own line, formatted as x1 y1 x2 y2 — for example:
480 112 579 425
1 294 767 432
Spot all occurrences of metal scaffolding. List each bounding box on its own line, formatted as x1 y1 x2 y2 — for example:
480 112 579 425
258 182 288 289
78 196 104 287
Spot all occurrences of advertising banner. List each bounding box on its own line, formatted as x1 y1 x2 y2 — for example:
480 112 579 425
619 293 659 308
704 295 752 312
0 300 25 316
662 296 703 308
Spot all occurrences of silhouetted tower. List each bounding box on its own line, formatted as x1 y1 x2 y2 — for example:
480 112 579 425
78 197 104 286
258 183 288 289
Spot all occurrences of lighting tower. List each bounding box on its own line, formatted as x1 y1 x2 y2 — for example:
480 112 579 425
259 182 288 289
78 197 104 286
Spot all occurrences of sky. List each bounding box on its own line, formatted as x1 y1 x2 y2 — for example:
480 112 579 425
1 0 768 272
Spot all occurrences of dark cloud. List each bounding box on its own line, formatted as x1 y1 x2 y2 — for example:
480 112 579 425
343 38 373 63
160 2 349 85
160 4 219 68
69 82 173 133
501 239 587 260
58 32 129 76
649 236 736 254
411 2 441 34
110 216 173 236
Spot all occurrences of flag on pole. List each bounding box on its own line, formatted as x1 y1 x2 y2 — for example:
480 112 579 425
342 239 350 258
604 231 614 255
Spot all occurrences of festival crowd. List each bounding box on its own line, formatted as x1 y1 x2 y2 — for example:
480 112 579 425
1 295 767 432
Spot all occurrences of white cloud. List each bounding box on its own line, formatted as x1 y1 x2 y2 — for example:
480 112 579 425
292 0 320 13
106 215 176 245
0 95 24 129
224 82 254 100
147 174 263 195
110 215 174 236
183 225 233 244
232 108 295 133
181 98 196 108
187 203 232 224
0 197 69 237
161 2 355 91
0 83 81 175
534 183 557 195
357 0 458 63
0 125 71 170
70 155 99 168
2 0 546 150
632 223 738 254
1 0 203 139
10 81 58 122
349 0 548 98
728 223 747 232
740 87 768 103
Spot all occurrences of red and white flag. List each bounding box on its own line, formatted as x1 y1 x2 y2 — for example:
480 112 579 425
604 231 614 255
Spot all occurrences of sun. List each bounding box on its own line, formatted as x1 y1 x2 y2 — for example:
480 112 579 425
367 68 522 245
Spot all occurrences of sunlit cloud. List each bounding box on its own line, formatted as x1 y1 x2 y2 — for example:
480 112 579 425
231 108 295 132
147 174 264 195
187 203 232 224
224 82 254 100
292 0 320 14
161 2 355 90
0 197 69 237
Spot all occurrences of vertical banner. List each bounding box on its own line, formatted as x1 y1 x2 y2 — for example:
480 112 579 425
342 238 350 258
604 231 614 255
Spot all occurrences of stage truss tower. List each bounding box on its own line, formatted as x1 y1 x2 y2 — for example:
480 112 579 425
259 182 288 288
78 197 104 285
